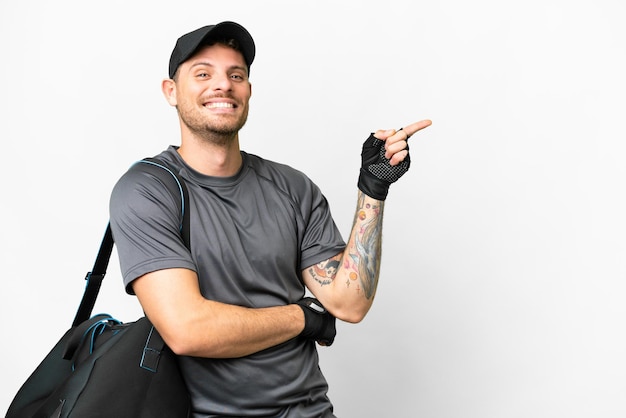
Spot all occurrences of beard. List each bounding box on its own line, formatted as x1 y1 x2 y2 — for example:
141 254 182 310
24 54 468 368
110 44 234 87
176 95 249 146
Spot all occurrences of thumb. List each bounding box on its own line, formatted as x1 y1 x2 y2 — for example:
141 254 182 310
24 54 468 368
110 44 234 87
373 129 396 140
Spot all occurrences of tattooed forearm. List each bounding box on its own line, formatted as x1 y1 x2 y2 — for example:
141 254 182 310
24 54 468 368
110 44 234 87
307 194 385 301
349 194 384 299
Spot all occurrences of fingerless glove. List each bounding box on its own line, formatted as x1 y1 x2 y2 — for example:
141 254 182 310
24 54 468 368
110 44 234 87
296 297 336 346
357 133 411 200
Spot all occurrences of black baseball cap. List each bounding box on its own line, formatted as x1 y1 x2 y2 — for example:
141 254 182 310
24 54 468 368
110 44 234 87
168 21 256 79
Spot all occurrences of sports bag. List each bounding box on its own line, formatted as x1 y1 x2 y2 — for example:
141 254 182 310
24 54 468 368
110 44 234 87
6 158 191 418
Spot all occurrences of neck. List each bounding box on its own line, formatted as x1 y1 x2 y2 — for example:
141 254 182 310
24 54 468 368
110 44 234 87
177 131 243 177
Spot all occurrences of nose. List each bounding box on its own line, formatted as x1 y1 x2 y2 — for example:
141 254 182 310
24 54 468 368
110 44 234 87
211 72 233 92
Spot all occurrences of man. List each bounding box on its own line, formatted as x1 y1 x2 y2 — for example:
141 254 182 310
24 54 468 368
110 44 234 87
109 21 431 417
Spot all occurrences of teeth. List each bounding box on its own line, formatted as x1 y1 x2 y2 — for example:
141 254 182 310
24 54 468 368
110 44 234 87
206 102 234 108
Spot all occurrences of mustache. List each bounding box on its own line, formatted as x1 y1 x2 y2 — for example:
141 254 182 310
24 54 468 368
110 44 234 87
202 93 236 101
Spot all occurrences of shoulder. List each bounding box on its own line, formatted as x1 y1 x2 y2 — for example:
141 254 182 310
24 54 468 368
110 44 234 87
244 152 315 191
243 153 331 218
110 147 183 218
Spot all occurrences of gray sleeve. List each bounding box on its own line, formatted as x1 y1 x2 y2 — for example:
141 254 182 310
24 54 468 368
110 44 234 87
299 180 346 270
109 164 196 294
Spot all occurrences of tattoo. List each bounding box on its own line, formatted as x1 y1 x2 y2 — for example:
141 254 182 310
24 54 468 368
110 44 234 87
308 257 341 286
307 194 384 301
349 194 384 299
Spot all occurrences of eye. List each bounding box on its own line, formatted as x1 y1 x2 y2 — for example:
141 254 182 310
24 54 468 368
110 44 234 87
230 74 245 81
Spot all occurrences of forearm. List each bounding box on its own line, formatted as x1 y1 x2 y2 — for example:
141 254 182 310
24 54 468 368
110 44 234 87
170 300 304 358
133 268 305 358
344 191 385 301
306 191 384 323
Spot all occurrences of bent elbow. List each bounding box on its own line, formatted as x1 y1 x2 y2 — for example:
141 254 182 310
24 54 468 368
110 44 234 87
166 339 193 356
161 324 232 358
156 323 211 357
160 331 196 356
340 312 366 324
333 306 369 324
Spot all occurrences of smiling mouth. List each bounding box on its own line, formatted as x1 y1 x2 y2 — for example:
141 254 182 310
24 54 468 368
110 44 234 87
206 102 235 109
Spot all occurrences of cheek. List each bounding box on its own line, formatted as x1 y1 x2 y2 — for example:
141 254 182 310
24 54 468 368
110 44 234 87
241 84 252 103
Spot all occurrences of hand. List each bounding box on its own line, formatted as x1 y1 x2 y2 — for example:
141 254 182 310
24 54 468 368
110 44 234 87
296 297 336 346
358 119 432 200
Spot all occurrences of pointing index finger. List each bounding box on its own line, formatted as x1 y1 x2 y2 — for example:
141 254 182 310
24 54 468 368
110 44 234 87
403 119 433 138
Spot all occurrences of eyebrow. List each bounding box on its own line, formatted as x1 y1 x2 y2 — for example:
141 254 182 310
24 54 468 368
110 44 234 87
189 61 247 73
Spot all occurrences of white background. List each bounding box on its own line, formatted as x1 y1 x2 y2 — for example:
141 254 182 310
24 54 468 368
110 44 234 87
2 1 625 417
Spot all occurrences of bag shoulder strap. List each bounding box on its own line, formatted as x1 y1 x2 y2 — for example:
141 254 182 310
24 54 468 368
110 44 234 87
137 157 191 246
71 158 190 326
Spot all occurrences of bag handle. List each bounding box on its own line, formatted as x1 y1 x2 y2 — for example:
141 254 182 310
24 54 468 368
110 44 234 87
71 158 190 326
63 314 117 360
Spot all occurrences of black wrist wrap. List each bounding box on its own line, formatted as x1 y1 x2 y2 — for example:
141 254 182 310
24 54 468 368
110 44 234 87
296 297 336 346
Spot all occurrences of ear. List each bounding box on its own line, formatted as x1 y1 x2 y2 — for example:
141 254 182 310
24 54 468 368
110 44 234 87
161 78 177 106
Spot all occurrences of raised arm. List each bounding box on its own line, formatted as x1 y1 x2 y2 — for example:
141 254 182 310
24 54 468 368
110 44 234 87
303 120 432 323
